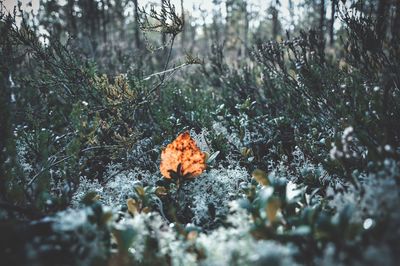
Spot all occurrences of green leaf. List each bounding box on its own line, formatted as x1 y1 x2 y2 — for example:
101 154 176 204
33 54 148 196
112 225 136 253
206 151 220 164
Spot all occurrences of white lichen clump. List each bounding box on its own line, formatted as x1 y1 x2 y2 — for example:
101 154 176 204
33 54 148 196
181 165 250 226
72 164 159 209
328 159 400 223
26 207 110 266
16 139 34 175
120 213 198 264
123 203 297 266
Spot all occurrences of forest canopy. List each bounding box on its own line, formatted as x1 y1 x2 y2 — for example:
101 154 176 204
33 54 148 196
1 0 400 265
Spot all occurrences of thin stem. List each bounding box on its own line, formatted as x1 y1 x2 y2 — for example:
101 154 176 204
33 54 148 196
142 62 187 81
163 34 175 73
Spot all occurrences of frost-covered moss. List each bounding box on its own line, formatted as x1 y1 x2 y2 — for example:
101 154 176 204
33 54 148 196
72 165 159 209
179 165 250 227
121 202 297 266
127 137 159 171
119 213 197 265
16 139 34 175
328 159 400 223
195 230 297 266
2 206 112 266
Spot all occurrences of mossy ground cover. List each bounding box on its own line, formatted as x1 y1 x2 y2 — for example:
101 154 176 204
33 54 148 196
1 1 400 265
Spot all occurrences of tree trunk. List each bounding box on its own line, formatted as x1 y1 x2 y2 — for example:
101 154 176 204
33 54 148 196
243 1 249 56
101 0 107 43
115 0 125 40
376 0 389 41
211 2 221 44
202 14 209 51
82 0 98 51
329 0 336 46
0 24 15 200
189 19 196 52
67 0 77 36
180 0 185 50
272 10 277 40
288 0 294 29
271 0 279 41
225 0 232 45
133 0 141 49
319 0 325 50
393 0 400 43
0 67 10 199
161 0 167 46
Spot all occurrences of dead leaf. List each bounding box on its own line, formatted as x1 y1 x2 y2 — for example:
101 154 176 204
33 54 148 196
160 131 206 179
